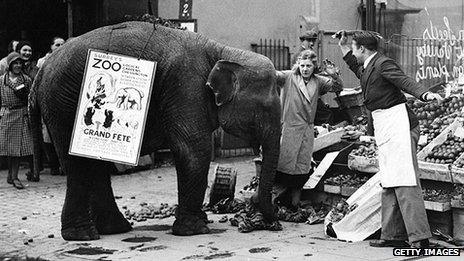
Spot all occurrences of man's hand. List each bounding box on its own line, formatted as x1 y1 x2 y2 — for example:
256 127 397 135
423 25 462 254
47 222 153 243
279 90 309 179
336 30 351 56
337 30 348 46
422 91 443 104
321 59 340 75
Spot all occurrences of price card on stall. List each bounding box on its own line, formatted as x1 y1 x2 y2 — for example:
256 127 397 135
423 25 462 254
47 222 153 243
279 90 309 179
69 49 157 166
303 151 340 189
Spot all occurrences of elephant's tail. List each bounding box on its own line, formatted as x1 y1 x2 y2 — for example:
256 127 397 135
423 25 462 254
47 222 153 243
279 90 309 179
28 73 44 175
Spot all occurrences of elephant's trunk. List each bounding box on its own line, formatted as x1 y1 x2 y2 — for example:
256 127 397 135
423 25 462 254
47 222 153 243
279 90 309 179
256 120 281 221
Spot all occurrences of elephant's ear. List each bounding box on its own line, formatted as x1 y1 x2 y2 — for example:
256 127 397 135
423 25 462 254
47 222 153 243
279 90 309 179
206 60 243 106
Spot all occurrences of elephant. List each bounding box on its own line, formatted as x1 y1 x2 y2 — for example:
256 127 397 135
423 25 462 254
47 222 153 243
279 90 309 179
111 87 144 110
29 21 281 241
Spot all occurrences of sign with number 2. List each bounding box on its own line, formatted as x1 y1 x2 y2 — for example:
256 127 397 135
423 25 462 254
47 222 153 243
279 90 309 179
179 0 192 19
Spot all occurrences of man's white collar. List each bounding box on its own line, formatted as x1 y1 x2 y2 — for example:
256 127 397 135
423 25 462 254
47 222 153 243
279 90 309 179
363 52 378 69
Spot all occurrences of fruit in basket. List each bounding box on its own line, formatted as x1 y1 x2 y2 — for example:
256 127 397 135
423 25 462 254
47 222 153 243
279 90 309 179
350 142 377 158
344 175 369 188
424 134 464 164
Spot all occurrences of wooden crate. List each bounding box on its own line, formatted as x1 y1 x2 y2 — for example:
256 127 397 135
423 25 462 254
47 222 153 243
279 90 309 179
453 208 464 240
424 200 451 212
417 118 464 185
313 128 345 153
427 210 453 236
324 184 341 194
341 186 358 197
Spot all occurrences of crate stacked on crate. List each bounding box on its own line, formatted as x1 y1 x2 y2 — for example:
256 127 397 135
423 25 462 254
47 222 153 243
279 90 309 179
323 173 370 197
451 184 464 242
422 188 452 212
417 118 464 184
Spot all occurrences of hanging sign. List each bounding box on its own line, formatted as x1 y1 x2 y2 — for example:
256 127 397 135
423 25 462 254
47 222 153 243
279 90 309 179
179 0 193 19
69 49 157 166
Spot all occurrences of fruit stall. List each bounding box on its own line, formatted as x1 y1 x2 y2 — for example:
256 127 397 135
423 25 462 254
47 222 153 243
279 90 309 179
302 89 464 244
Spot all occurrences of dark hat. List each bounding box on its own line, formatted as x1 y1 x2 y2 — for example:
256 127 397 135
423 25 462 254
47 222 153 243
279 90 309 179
6 52 24 69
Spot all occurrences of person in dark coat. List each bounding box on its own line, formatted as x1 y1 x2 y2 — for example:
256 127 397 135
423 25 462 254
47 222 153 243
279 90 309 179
0 52 34 189
337 30 442 248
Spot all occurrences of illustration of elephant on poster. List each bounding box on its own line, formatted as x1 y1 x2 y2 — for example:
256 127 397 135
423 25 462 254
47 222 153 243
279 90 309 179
112 87 144 110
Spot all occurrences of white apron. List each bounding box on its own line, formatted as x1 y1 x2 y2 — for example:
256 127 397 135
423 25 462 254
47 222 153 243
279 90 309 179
371 103 417 187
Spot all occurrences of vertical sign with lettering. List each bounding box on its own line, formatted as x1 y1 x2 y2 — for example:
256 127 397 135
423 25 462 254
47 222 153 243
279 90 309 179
69 49 156 166
179 0 192 20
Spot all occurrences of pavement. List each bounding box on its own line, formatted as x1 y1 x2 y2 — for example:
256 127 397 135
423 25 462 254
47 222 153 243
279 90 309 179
0 156 462 261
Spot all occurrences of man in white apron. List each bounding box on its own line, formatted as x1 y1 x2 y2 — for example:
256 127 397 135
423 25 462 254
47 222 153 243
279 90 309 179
337 31 442 248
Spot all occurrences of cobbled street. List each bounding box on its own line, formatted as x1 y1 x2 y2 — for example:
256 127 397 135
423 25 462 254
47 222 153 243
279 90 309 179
0 157 461 260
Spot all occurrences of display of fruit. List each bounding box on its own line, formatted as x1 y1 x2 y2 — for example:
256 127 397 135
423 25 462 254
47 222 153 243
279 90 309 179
408 95 464 149
451 184 464 205
350 142 378 159
342 125 366 140
453 156 464 168
324 173 369 188
343 175 369 188
422 188 451 202
324 175 345 185
451 184 464 198
424 134 464 164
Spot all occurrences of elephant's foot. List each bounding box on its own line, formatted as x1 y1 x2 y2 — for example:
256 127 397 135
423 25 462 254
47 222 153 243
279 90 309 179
172 215 210 236
95 210 132 235
61 225 100 241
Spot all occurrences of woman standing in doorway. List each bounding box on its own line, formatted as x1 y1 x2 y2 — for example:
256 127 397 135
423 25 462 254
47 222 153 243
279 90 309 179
0 53 34 189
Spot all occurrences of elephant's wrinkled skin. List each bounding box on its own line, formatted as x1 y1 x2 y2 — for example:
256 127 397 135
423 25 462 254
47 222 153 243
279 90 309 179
29 22 281 241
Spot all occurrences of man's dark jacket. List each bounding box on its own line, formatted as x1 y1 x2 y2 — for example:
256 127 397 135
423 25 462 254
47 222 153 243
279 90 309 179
343 51 428 133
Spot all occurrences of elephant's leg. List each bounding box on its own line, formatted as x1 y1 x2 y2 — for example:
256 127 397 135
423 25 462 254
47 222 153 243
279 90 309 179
60 156 100 241
88 161 132 235
169 129 212 236
47 120 104 240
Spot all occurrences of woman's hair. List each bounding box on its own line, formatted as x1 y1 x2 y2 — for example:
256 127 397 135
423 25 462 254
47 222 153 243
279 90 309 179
7 40 18 53
292 49 317 75
15 41 33 53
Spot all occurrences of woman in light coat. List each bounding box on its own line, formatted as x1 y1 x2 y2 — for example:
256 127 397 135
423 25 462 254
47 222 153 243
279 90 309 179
274 50 343 208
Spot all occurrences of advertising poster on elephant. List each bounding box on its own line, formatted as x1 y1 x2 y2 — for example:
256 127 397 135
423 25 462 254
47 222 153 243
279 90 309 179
69 49 157 165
